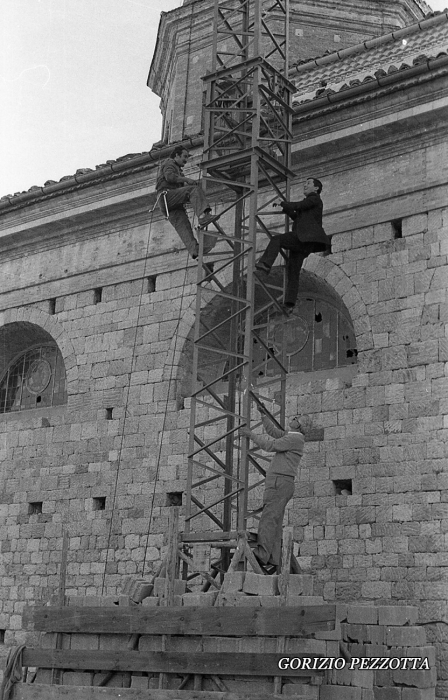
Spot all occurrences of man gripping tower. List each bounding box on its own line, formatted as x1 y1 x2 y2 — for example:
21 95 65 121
156 145 219 259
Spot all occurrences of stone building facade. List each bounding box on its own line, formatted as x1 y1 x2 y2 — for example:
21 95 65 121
1 0 448 695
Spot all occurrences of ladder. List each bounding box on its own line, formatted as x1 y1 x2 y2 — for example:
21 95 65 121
183 0 295 578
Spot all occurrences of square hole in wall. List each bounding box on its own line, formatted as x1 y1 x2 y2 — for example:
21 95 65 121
93 497 106 511
333 479 352 496
93 287 103 304
49 298 57 315
105 408 114 420
392 219 403 239
28 502 43 515
0 630 5 643
147 276 157 293
166 492 183 506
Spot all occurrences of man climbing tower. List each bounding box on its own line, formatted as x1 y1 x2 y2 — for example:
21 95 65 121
240 405 313 571
156 145 218 259
255 177 331 312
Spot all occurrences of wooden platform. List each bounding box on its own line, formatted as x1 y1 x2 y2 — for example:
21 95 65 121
12 604 337 699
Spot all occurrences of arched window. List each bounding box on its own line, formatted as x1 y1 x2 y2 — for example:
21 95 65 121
0 343 67 413
180 269 357 396
253 292 357 377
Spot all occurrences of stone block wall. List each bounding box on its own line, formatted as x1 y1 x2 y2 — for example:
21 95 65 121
0 264 199 654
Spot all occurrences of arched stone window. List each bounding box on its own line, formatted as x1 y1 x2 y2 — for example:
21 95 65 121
253 272 357 377
180 269 357 395
0 323 67 414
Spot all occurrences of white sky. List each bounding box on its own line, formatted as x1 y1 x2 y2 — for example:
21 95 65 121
0 0 445 198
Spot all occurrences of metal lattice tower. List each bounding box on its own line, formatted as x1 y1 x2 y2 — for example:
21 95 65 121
183 0 295 569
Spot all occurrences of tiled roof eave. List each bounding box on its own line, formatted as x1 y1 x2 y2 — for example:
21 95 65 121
291 11 448 76
293 53 448 116
0 136 205 214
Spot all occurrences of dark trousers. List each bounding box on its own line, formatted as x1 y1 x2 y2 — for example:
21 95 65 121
158 186 214 257
258 232 327 305
253 473 295 566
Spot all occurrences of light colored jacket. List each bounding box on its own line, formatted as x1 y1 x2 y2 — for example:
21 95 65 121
247 415 304 478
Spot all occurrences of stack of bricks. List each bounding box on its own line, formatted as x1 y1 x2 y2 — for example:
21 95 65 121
142 571 320 607
319 604 436 700
142 576 187 606
215 571 321 607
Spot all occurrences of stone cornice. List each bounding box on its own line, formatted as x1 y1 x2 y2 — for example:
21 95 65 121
1 50 445 224
0 136 204 217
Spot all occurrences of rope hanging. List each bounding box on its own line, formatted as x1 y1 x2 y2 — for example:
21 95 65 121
0 645 25 700
100 152 204 591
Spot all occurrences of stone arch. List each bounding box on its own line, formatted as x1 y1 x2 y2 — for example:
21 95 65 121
166 253 371 396
0 307 79 393
303 254 373 352
161 261 236 385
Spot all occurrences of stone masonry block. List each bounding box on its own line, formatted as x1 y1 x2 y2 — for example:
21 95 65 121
182 592 218 606
98 630 131 651
403 214 428 237
361 691 374 700
221 571 245 593
377 605 418 626
314 621 342 641
331 667 373 689
282 684 319 697
320 686 362 700
138 635 163 652
153 577 186 598
230 594 261 606
258 595 281 607
121 578 154 603
392 666 437 689
243 571 279 596
142 596 159 606
63 672 94 685
343 624 368 644
288 574 314 596
70 633 99 650
34 670 53 684
287 595 324 606
285 638 327 655
401 690 435 700
131 676 150 689
373 689 401 700
386 627 427 647
389 647 435 667
347 605 378 625
215 592 247 606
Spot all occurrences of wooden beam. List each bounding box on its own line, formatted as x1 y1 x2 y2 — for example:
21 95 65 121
163 506 180 608
25 605 336 636
12 683 309 700
22 649 323 677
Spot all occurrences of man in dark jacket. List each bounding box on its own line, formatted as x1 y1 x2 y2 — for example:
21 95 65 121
156 145 218 259
255 177 331 311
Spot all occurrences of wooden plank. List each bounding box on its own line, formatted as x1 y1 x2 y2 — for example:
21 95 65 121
278 527 293 603
25 605 335 636
274 529 293 694
53 528 69 686
163 507 179 608
22 649 322 677
12 683 307 700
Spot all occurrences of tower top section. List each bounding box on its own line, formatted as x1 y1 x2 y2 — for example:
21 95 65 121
148 0 429 145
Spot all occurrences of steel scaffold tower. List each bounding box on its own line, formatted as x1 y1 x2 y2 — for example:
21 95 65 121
183 0 295 573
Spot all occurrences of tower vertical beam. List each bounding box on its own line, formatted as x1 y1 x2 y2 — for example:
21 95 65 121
184 0 295 561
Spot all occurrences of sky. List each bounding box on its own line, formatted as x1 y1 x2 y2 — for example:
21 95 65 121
0 0 446 199
0 0 182 198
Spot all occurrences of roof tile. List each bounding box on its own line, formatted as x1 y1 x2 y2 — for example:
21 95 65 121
292 12 448 105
